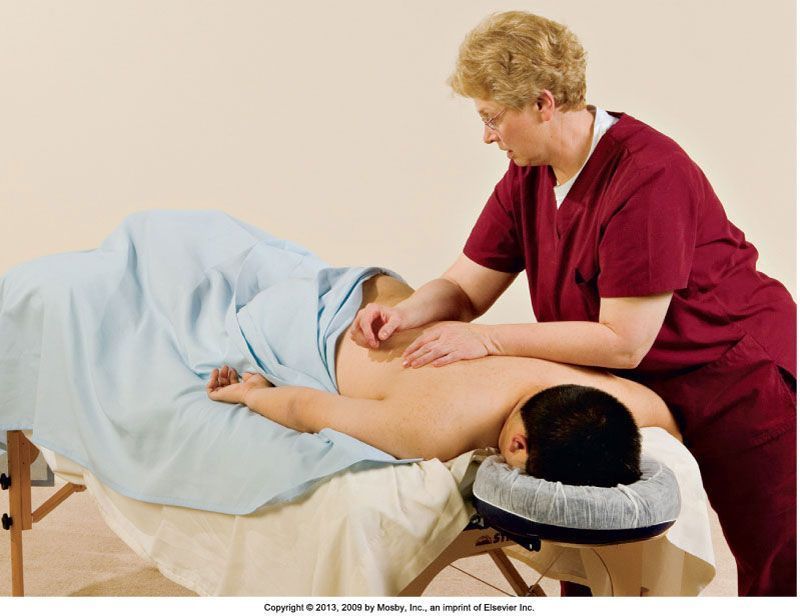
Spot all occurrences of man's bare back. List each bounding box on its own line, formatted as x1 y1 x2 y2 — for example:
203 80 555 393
208 274 679 463
332 275 680 460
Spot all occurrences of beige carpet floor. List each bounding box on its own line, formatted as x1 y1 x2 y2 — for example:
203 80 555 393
0 478 737 597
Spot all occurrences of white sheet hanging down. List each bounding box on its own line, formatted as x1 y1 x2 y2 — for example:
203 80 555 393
35 427 715 596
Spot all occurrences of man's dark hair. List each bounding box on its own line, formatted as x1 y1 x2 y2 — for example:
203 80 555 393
520 384 642 487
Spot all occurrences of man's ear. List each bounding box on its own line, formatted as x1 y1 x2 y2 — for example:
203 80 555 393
510 433 528 454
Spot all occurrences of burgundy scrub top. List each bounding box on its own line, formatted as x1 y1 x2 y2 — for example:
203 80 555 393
463 112 796 445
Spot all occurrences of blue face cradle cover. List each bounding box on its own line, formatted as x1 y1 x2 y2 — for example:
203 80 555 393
472 454 681 533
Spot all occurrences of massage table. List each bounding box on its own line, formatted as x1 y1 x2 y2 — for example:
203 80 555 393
0 212 717 596
3 427 716 597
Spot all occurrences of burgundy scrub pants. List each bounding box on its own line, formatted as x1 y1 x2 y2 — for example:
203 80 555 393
563 334 796 597
655 334 796 596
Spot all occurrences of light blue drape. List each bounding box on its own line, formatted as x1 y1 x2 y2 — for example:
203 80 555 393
0 210 411 514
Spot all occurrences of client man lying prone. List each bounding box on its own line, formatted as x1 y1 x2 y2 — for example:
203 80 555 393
207 274 680 486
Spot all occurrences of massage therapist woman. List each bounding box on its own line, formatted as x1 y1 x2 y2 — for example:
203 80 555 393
351 11 796 597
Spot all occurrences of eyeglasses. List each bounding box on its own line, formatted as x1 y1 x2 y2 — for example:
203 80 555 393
482 108 507 132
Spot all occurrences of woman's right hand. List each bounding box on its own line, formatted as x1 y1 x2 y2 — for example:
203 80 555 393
350 303 407 348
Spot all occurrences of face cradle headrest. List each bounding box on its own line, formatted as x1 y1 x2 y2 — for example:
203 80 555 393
472 454 681 531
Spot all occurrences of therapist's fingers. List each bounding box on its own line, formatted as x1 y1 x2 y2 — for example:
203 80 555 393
365 311 383 348
377 313 402 341
403 338 441 365
350 318 369 347
354 316 374 348
402 332 438 360
431 353 460 368
407 347 444 368
350 307 371 347
369 306 397 347
353 304 384 348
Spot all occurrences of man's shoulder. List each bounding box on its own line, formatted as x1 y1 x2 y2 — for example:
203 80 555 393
532 360 620 392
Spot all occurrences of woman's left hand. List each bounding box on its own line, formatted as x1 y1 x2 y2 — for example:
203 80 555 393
402 322 496 368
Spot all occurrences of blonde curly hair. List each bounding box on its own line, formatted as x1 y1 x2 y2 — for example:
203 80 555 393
447 11 587 111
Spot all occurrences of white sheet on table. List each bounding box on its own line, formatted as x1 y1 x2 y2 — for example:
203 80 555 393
35 427 715 596
39 441 472 596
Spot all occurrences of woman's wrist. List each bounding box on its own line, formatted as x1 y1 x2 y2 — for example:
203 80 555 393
391 299 426 330
480 324 504 356
398 278 474 327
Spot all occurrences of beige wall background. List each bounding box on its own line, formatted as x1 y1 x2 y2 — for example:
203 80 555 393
1 0 795 325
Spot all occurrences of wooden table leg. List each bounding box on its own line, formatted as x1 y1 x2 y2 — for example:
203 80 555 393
398 528 519 596
6 430 36 596
9 523 23 596
488 549 531 596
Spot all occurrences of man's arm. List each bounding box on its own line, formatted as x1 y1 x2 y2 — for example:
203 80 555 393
242 387 451 460
207 365 448 459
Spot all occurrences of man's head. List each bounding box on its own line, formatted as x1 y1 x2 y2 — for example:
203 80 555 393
498 384 642 487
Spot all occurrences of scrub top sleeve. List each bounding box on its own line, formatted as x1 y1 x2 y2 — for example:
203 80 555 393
463 176 525 274
598 160 699 297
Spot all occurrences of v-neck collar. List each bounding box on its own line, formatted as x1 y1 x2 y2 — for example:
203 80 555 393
546 112 629 238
